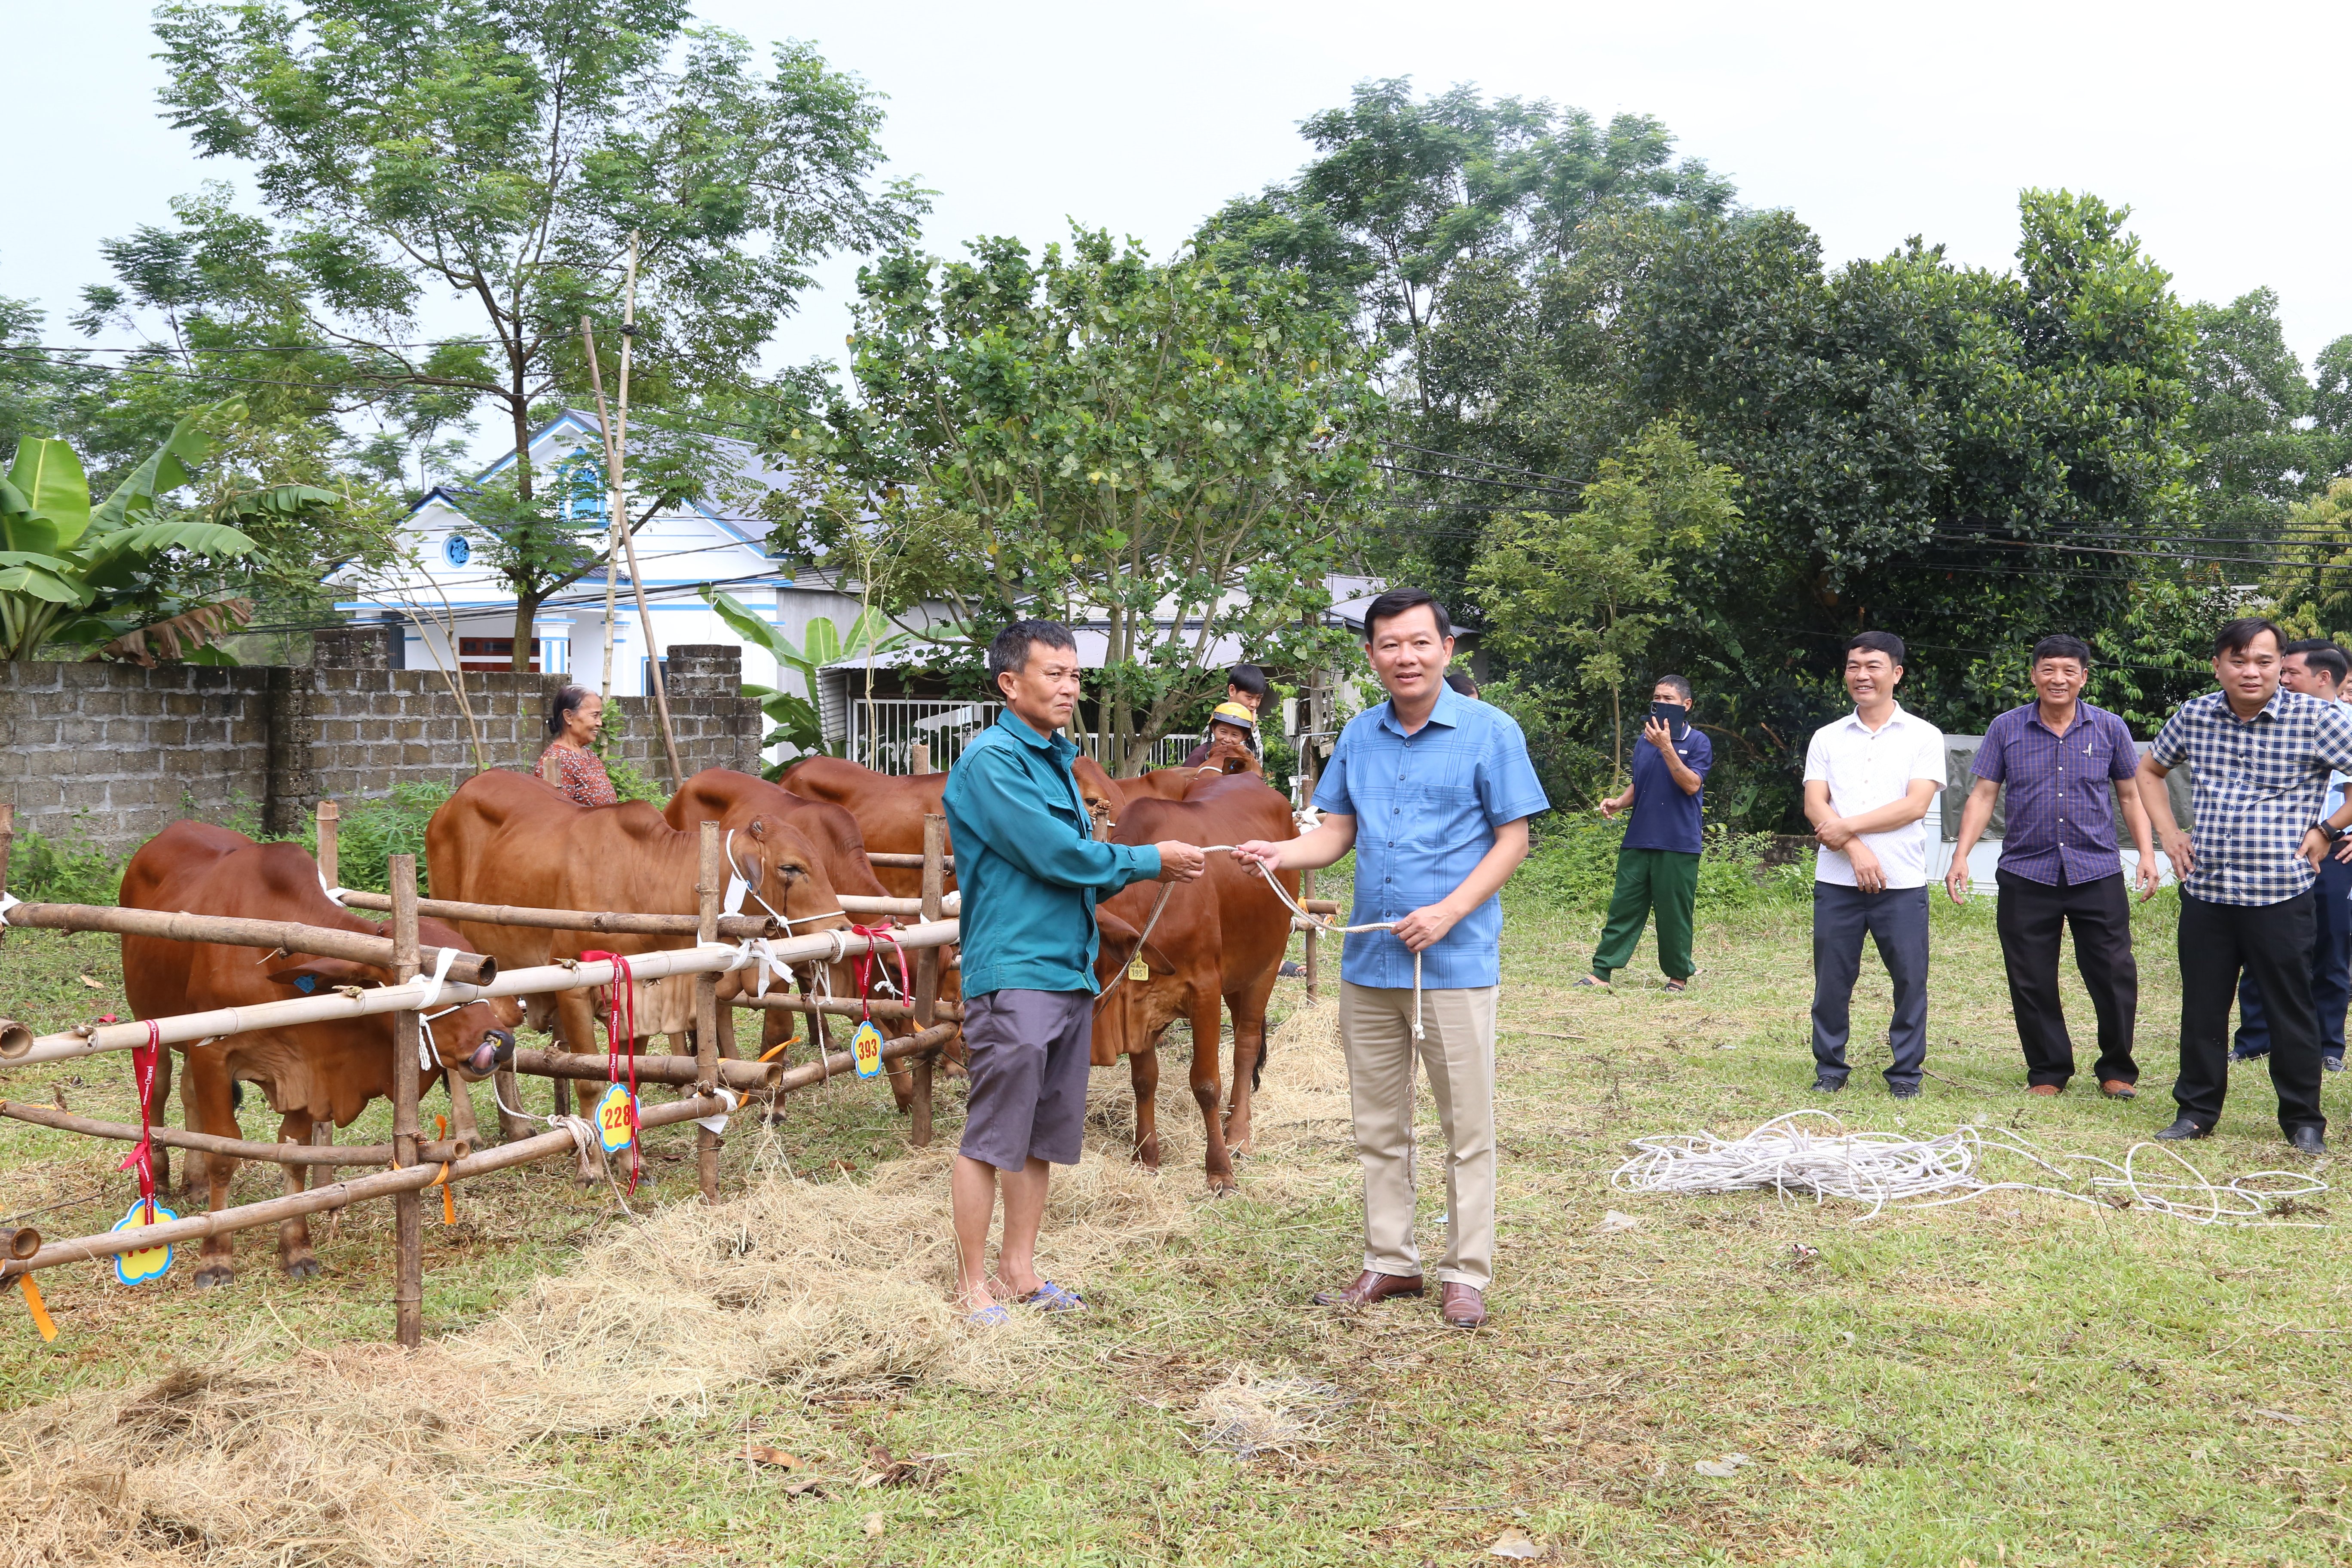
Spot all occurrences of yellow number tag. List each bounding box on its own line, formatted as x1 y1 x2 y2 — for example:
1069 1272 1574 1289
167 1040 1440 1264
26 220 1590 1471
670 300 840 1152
851 1020 885 1081
595 1083 637 1154
1129 959 1149 982
111 1199 178 1286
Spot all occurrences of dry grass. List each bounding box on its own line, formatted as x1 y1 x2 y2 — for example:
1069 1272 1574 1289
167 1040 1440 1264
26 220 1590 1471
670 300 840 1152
0 1001 1355 1568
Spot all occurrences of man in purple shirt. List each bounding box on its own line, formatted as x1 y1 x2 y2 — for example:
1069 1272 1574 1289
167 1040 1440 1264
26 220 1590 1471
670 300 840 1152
1946 635 2161 1096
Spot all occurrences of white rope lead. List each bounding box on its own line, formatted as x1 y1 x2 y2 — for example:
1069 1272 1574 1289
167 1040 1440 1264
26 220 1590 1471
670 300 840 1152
1611 1109 2329 1226
1204 847 1423 1040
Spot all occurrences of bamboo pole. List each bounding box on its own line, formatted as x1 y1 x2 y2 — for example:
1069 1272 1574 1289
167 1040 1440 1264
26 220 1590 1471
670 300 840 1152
2 1228 38 1262
389 855 423 1348
907 812 948 1148
12 920 960 1065
0 1100 463 1166
1302 867 1319 1001
507 1048 778 1090
865 852 953 870
2 1026 956 1285
730 994 964 1023
910 741 931 775
0 902 495 986
0 802 13 948
334 888 789 940
315 800 338 890
695 823 723 1202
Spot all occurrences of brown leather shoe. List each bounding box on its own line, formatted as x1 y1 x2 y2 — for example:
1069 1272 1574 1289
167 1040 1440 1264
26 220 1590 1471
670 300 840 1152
2026 1083 2061 1096
1311 1270 1424 1307
1440 1283 1488 1328
2100 1079 2137 1100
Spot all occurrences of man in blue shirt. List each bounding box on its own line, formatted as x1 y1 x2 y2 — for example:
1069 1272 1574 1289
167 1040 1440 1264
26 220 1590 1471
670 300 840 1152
1583 675 1711 991
942 620 1204 1322
1235 588 1550 1330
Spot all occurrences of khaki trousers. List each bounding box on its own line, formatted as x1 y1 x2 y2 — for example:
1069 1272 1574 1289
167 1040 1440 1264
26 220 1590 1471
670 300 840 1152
1338 980 1499 1291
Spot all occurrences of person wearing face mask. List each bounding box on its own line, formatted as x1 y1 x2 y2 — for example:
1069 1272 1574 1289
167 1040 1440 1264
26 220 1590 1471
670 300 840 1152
2228 639 2352 1072
1579 676 1711 992
1802 631 1948 1099
1946 635 2159 1098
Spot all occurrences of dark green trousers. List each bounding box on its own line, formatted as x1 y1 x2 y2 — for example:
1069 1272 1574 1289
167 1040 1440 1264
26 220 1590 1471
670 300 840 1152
1591 847 1699 980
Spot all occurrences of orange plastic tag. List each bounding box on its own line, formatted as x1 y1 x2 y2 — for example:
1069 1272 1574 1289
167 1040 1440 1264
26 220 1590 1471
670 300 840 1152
18 1275 55 1342
851 1020 885 1081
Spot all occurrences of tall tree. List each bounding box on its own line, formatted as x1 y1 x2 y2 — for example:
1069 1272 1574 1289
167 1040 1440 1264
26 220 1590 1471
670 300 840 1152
777 229 1383 772
2182 288 2327 533
151 0 926 665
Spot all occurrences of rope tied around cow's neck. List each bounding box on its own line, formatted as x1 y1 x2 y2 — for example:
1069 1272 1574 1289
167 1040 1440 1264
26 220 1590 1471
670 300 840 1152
1096 848 1423 1038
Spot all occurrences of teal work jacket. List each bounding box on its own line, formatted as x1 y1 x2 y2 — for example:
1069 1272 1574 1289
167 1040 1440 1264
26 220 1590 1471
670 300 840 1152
941 709 1164 996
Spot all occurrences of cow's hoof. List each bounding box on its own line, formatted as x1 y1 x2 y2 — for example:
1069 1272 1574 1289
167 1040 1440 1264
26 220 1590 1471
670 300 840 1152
193 1264 234 1289
1205 1178 1239 1198
282 1256 321 1281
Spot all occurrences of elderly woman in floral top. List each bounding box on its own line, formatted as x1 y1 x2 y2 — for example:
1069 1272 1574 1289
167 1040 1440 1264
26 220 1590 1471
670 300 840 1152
538 686 618 806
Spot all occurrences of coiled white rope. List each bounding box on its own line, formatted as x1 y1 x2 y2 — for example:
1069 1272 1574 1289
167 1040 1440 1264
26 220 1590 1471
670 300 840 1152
1612 1109 2329 1226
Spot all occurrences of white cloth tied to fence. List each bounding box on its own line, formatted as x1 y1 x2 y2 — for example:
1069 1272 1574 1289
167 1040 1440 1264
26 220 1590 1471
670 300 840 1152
1611 1109 2328 1226
412 945 460 1066
0 891 18 925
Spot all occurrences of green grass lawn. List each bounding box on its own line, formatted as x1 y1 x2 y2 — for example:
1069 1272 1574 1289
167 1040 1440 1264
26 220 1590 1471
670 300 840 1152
4 887 2351 1566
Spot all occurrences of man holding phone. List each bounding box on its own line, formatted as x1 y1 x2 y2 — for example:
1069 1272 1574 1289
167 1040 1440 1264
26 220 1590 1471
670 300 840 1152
1803 631 1948 1097
1582 676 1711 992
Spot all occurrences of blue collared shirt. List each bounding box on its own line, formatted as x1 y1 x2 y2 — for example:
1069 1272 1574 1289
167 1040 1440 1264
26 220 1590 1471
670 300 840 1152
942 710 1163 996
1312 684 1551 989
1972 700 2141 886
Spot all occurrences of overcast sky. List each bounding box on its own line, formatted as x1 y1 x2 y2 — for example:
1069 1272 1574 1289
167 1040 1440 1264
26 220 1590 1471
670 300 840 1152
9 0 2347 428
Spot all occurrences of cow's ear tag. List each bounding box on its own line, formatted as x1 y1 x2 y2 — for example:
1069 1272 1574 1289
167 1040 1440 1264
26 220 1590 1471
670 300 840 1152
111 1198 178 1286
851 1020 885 1081
294 974 318 993
1128 958 1149 982
594 1083 637 1154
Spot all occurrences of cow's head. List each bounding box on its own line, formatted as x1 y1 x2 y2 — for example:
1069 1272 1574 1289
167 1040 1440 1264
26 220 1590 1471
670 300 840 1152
1071 756 1121 834
720 814 871 1009
266 926 522 1081
1193 731 1262 778
1090 907 1197 1069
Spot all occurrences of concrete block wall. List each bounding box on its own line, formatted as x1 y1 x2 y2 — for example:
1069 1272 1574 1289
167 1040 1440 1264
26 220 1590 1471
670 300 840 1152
1 637 760 854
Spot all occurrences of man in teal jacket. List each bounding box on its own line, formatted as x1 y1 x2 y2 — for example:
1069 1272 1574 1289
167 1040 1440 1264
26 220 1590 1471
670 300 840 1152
942 619 1204 1321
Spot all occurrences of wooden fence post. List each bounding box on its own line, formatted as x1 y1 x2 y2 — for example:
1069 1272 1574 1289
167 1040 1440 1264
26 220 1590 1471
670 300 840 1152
910 740 931 775
1301 866 1319 1001
695 822 723 1203
908 812 946 1147
0 802 14 947
389 854 424 1348
315 799 338 890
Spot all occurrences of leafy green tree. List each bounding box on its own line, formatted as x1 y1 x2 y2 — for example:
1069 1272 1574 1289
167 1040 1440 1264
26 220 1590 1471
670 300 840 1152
777 229 1382 772
149 0 926 666
698 585 906 769
2269 478 2352 643
2182 289 2329 532
1471 420 1739 783
0 413 342 662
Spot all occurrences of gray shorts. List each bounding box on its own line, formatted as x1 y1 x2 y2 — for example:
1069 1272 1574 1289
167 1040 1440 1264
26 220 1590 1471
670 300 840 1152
959 988 1095 1172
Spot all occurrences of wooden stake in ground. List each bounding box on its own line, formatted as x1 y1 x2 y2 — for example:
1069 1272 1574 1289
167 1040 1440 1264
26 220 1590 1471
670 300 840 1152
695 822 723 1203
908 812 947 1148
389 854 425 1348
315 799 338 890
1302 866 1319 1001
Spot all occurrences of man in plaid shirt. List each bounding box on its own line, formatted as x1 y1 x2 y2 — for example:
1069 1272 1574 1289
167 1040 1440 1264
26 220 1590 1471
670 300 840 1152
2135 618 2352 1153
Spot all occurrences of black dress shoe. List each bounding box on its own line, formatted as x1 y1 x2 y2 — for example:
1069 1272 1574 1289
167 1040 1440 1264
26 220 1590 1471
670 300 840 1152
2326 1055 2347 1074
2289 1125 2326 1157
1810 1078 1844 1095
2154 1117 2210 1141
1888 1082 1921 1100
2230 1046 2270 1063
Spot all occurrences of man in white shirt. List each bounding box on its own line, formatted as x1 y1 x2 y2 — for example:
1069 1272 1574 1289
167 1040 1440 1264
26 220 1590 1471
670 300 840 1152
1802 631 1949 1097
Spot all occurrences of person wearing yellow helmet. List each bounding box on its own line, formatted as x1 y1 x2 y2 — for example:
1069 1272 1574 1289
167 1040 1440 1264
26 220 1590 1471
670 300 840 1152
1183 664 1268 768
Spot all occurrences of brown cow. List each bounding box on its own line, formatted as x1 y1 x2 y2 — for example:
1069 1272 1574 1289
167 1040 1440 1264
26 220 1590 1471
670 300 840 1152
779 754 1127 891
1107 734 1265 809
120 821 523 1286
1089 774 1299 1191
665 768 935 1108
425 769 852 1173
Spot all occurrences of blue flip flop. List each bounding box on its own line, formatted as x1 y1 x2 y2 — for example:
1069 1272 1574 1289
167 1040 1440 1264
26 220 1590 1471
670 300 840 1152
965 1303 1011 1327
1019 1280 1087 1314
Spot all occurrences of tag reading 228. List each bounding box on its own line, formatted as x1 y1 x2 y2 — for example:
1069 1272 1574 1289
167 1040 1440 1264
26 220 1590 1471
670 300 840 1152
111 1199 178 1286
594 1082 637 1155
851 1020 885 1081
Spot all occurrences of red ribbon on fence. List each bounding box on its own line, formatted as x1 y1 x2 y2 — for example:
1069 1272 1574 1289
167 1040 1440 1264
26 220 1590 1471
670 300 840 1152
579 951 641 1195
848 921 910 1025
122 1022 160 1224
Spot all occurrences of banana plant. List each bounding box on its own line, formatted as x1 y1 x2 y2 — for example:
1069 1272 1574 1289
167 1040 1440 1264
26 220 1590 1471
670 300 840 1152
698 585 909 770
0 415 281 662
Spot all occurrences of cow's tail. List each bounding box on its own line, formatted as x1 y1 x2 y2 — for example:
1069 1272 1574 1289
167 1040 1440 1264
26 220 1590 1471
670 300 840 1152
1250 1026 1268 1092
